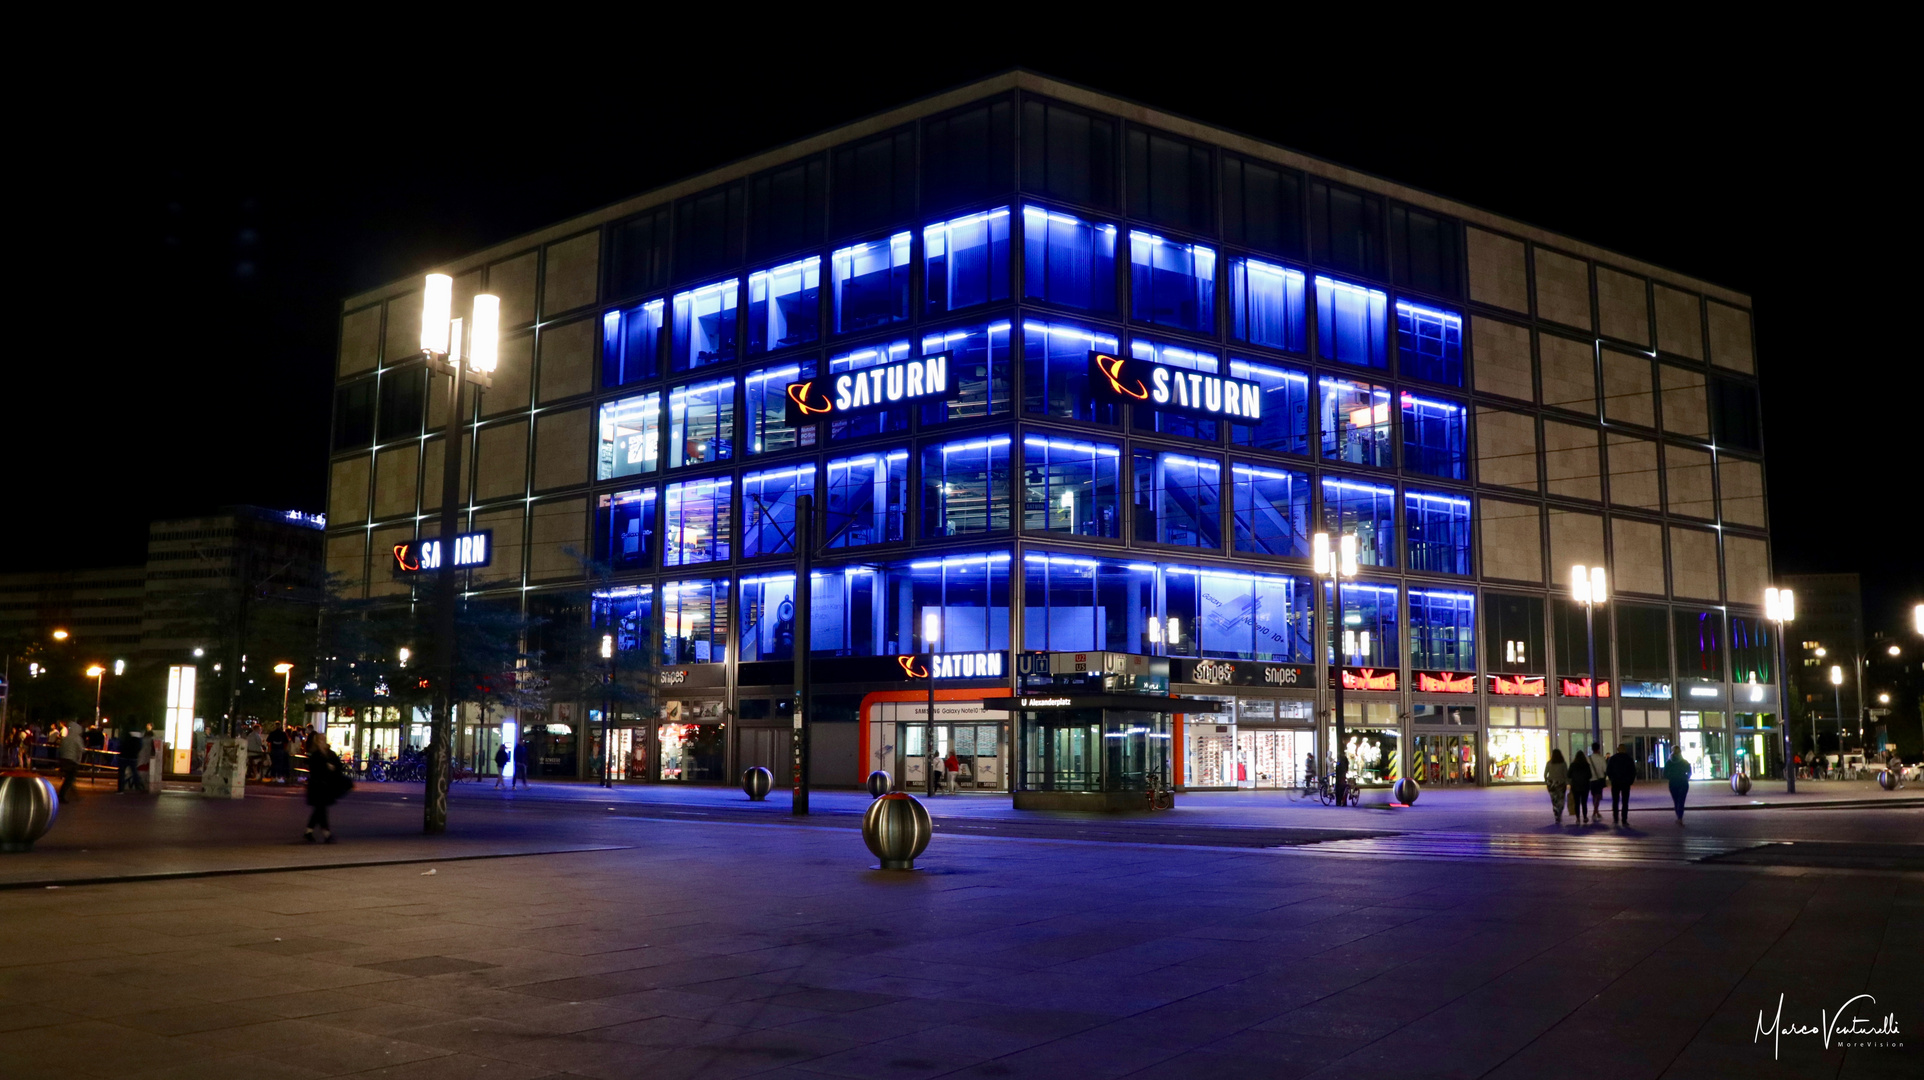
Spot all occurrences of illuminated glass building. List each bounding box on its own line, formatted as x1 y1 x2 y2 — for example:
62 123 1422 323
322 73 1773 790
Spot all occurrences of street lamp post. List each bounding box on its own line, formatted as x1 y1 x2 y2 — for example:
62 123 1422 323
420 274 500 835
924 608 940 797
1314 531 1358 807
1830 664 1845 753
86 665 106 727
274 663 294 731
1572 565 1608 750
600 633 614 788
1765 586 1795 793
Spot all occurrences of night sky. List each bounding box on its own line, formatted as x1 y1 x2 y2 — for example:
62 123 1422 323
13 54 1916 632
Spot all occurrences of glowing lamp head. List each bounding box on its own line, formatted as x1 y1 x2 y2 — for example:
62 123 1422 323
1815 647 1827 658
1312 532 1331 576
86 665 105 678
273 662 294 675
397 647 410 667
600 634 614 660
923 610 941 648
1880 692 1892 704
470 294 500 372
1571 565 1593 604
1915 603 1923 635
1590 566 1607 606
52 629 69 641
421 273 453 355
193 647 205 657
113 659 125 676
1765 587 1795 623
1166 617 1180 644
1889 645 1901 657
1830 665 1843 686
1339 534 1358 578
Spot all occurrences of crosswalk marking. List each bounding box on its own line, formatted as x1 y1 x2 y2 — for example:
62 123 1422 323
1291 831 1755 864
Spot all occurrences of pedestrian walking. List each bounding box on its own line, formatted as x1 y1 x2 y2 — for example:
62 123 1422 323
1567 749 1594 824
303 732 350 843
57 719 84 803
494 743 511 788
117 726 140 792
1544 748 1569 823
513 739 531 787
267 723 290 784
1664 751 1693 824
1587 741 1608 820
1606 743 1637 825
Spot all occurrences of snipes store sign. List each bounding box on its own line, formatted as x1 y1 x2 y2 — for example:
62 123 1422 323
1088 351 1263 421
784 351 954 424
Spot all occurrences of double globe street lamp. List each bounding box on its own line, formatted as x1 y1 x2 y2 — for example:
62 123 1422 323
1313 531 1358 807
1571 564 1608 750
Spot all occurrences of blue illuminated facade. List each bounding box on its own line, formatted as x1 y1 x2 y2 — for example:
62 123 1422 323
328 73 1770 789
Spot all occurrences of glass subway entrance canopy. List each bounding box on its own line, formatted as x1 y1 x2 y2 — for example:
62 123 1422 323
977 694 1229 811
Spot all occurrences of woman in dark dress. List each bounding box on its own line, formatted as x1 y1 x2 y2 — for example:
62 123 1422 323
304 733 349 843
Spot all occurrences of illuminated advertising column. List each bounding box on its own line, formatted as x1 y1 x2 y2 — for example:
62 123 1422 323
165 665 197 774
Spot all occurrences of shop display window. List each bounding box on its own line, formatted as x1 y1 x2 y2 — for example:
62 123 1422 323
894 550 1013 653
668 378 735 469
746 256 820 355
825 449 907 548
1131 338 1220 440
1321 477 1396 568
1229 728 1315 789
1486 708 1548 783
920 320 1012 424
737 567 889 660
1021 319 1120 423
1230 463 1310 557
740 464 815 558
1133 451 1221 550
1395 300 1464 387
670 278 738 372
1021 205 1116 313
601 298 663 388
594 488 656 571
828 339 912 440
1405 489 1472 575
661 578 729 664
591 584 654 656
1410 732 1477 784
1320 377 1393 466
923 435 1012 537
1486 593 1546 674
1401 392 1468 479
1674 608 1724 686
1020 553 1311 661
832 231 911 333
1329 581 1399 667
1229 257 1307 353
657 716 725 781
663 477 732 567
745 359 815 455
1130 230 1215 333
1225 358 1309 457
1023 435 1121 538
925 206 1010 314
1409 588 1475 671
1728 615 1775 684
1333 704 1400 784
1678 711 1729 780
597 392 660 480
1315 275 1389 369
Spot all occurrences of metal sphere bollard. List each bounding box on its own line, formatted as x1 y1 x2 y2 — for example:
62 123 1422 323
1878 770 1897 791
1392 777 1420 805
741 766 772 801
861 791 931 870
1730 772 1752 795
0 773 60 853
866 770 891 798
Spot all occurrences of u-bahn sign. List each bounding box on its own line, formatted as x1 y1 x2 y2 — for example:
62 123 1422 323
1088 351 1264 421
784 351 954 424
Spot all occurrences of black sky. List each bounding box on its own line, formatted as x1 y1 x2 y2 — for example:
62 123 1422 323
11 41 1916 632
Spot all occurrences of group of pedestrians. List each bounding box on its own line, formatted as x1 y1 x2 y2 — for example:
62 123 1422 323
1543 740 1696 826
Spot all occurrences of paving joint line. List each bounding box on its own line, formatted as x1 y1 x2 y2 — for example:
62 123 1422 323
0 844 633 891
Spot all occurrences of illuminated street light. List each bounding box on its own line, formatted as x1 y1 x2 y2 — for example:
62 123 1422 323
1879 692 1891 705
52 629 68 641
1315 531 1360 807
274 662 295 730
1889 645 1901 657
86 664 107 726
1572 565 1609 749
1764 586 1796 791
923 609 940 797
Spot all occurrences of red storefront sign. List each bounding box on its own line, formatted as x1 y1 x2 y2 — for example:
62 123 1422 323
1560 677 1612 698
1413 670 1476 694
1488 674 1547 697
1335 667 1399 691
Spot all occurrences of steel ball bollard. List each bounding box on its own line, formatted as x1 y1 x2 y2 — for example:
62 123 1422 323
0 773 60 853
866 770 891 798
861 791 931 870
1730 772 1752 795
1392 777 1420 805
741 766 773 801
1878 770 1897 791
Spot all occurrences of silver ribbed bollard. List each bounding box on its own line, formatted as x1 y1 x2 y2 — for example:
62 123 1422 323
742 766 772 801
866 770 891 798
0 773 59 853
1730 772 1752 795
1392 777 1420 805
861 791 931 870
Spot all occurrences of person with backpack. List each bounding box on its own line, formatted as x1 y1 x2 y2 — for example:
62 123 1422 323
303 732 350 843
1606 743 1637 825
1544 748 1569 824
1566 749 1594 824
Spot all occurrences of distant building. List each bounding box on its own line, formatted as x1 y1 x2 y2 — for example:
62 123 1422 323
1781 572 1865 749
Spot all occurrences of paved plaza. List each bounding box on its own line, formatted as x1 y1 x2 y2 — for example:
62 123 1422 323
1 781 1917 1079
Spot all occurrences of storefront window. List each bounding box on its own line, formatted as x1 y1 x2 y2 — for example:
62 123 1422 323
601 298 662 388
739 567 889 660
1172 566 1314 661
832 231 910 333
1728 615 1775 684
668 379 735 469
1486 593 1545 674
825 449 907 548
1130 230 1215 333
1330 581 1399 667
657 717 725 781
597 392 660 480
738 573 802 662
925 206 1010 313
595 488 656 571
1023 435 1121 538
1133 452 1221 549
1335 702 1400 784
1486 707 1548 783
1675 608 1724 686
920 320 1012 424
1395 300 1464 387
1410 732 1477 785
1678 710 1729 779
745 359 815 455
661 578 728 664
1228 358 1310 456
1315 274 1389 369
663 477 732 567
1409 588 1475 671
828 339 911 440
741 464 815 558
591 584 654 655
1229 256 1307 353
1022 205 1116 313
670 278 738 371
1021 553 1311 661
893 550 1012 653
1131 338 1220 440
1401 392 1468 479
923 435 1012 537
746 256 820 355
1405 489 1472 575
1320 377 1393 466
1321 477 1396 568
1022 319 1120 423
1616 604 1671 682
1021 553 1150 653
1230 463 1309 557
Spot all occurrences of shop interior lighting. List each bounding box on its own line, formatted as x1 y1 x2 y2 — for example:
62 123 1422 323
1393 299 1463 327
1229 359 1309 383
1023 436 1121 456
1314 275 1387 303
1020 321 1120 350
674 278 739 304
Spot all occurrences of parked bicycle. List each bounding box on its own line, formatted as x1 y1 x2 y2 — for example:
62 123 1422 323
1143 771 1174 811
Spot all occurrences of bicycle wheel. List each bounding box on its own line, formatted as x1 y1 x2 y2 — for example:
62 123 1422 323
1319 783 1334 806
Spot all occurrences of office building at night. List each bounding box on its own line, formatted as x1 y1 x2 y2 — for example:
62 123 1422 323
322 72 1775 792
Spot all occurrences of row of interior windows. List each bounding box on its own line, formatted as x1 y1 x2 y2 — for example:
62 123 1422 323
586 548 1779 683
